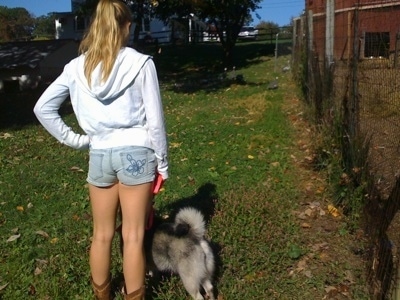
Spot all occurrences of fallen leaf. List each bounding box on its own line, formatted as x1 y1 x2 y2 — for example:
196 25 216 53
303 270 312 278
50 238 59 244
28 284 36 295
301 222 311 228
309 201 320 208
70 166 84 172
296 258 308 271
304 156 313 162
35 230 49 238
0 283 9 291
325 285 337 294
7 234 21 242
304 208 313 216
35 259 48 266
319 252 329 261
170 142 182 148
297 212 307 220
328 204 340 217
312 242 329 251
34 267 42 276
0 133 13 139
248 155 254 159
16 206 24 212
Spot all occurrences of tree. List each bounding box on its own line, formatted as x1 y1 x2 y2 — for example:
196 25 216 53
155 0 262 67
255 21 279 41
75 0 160 46
205 0 263 67
0 6 35 42
32 14 56 39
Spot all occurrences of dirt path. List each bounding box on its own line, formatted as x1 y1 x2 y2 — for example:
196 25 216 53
283 87 369 299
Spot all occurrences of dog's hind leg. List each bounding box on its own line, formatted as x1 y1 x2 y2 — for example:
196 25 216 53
202 279 215 300
180 276 204 300
200 240 215 274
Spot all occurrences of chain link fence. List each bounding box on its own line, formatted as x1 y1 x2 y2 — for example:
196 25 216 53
292 1 400 299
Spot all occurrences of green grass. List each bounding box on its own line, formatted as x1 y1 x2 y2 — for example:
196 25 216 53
0 42 368 299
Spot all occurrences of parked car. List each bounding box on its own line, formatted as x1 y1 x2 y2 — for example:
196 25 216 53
238 26 259 40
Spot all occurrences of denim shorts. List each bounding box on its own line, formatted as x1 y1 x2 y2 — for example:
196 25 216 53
87 146 156 187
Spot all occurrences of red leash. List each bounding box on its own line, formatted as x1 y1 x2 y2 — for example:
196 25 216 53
146 172 164 230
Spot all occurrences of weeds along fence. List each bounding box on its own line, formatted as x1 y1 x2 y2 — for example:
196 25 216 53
292 1 400 299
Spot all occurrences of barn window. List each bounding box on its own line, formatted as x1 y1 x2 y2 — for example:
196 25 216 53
364 32 390 58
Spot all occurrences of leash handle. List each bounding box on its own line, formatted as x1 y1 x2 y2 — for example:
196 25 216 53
152 172 164 195
146 172 164 230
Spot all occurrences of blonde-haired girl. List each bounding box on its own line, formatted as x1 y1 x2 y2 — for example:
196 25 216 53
34 0 168 299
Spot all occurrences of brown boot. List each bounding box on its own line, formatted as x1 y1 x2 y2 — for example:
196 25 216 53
91 275 111 300
124 286 145 300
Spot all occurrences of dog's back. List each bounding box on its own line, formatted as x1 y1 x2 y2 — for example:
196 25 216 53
150 207 215 300
151 208 207 272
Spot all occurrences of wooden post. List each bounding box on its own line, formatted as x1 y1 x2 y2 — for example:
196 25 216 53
326 0 334 65
308 10 313 51
394 32 400 68
347 11 352 63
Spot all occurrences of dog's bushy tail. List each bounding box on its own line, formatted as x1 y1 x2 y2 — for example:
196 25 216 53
174 207 206 239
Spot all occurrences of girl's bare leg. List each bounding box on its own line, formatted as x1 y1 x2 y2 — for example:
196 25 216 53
119 182 152 293
89 184 120 285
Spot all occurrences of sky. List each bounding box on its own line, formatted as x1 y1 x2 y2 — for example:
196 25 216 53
0 0 304 26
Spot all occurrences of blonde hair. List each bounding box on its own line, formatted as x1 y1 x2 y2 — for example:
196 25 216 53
79 0 132 86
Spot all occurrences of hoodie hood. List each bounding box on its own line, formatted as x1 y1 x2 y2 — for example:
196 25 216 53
75 47 151 101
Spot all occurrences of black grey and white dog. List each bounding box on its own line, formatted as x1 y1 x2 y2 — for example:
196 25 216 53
147 207 216 300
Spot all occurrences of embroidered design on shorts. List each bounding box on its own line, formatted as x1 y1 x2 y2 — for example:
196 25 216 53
125 154 146 176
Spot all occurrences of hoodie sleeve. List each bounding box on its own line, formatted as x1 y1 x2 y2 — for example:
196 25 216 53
33 66 90 150
141 59 169 180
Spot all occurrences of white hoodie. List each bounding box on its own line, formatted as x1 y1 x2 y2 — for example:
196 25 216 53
34 47 168 179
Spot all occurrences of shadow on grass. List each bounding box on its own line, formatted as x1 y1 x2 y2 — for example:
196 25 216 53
153 41 292 94
0 85 74 130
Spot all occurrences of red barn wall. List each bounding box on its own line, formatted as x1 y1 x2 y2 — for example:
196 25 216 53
306 0 400 61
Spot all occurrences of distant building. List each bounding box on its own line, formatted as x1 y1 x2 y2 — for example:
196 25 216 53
305 0 400 62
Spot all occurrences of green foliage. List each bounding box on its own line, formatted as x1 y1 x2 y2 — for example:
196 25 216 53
0 6 35 42
32 14 56 39
255 20 279 41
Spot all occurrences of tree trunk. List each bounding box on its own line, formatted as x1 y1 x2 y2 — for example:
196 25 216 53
221 39 235 68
